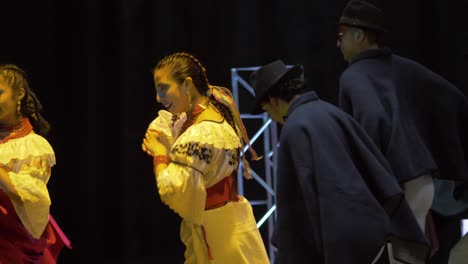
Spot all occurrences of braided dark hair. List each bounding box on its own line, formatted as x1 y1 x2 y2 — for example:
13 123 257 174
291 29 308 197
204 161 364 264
0 64 50 137
210 100 236 132
154 52 210 95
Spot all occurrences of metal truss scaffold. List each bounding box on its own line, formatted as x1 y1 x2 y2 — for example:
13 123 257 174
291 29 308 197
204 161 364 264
230 66 279 262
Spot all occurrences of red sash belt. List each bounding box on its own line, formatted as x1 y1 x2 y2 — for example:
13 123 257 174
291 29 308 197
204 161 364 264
205 174 239 210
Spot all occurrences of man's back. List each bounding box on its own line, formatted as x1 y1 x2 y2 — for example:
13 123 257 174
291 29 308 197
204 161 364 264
392 54 468 184
339 48 439 183
276 91 429 263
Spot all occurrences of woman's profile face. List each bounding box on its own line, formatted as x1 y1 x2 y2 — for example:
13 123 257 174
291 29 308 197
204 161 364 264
0 78 19 126
153 67 189 115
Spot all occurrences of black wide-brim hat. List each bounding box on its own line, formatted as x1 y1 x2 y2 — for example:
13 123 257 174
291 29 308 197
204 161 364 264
250 60 303 114
338 0 387 32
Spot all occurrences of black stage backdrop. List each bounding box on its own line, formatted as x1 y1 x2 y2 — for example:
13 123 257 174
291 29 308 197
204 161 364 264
0 0 467 263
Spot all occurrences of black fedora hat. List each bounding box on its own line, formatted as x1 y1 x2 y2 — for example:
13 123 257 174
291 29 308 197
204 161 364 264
250 60 303 114
339 0 386 32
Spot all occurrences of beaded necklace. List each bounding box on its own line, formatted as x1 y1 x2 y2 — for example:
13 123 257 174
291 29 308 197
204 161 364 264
0 118 33 144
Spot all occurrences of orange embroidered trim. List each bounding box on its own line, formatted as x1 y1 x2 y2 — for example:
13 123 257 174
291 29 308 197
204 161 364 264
153 155 169 167
0 118 33 144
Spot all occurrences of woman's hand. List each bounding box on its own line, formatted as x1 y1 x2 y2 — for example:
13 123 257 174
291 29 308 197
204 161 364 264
0 165 19 200
142 129 168 157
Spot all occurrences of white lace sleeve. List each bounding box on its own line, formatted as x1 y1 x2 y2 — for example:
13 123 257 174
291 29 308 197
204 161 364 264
0 134 55 239
156 121 241 224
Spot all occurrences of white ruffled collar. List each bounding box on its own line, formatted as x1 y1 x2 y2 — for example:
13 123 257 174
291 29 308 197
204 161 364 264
0 133 55 165
175 120 242 150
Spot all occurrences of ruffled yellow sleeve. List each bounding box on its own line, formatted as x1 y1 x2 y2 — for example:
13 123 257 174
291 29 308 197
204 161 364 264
156 121 241 225
0 134 55 239
157 161 207 224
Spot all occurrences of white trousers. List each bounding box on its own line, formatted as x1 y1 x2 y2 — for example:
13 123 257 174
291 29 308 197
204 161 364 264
449 233 468 264
388 174 434 264
404 174 435 231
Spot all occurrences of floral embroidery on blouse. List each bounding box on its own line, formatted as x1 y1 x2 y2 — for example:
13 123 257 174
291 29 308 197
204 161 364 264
172 142 213 164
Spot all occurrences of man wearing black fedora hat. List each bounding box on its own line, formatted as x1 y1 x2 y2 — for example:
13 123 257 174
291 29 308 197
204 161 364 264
250 60 429 264
336 0 468 263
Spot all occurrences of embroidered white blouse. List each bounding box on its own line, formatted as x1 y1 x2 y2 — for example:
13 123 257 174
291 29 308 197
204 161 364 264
0 133 55 239
148 110 241 225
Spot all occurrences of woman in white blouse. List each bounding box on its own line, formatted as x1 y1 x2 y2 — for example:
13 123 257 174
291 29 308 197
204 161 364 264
0 64 70 263
142 52 270 264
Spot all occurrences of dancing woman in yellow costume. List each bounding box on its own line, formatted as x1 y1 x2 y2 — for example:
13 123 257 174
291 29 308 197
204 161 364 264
0 64 70 263
142 52 270 264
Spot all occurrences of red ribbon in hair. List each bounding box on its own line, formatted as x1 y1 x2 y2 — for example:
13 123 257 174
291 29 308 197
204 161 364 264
208 86 261 179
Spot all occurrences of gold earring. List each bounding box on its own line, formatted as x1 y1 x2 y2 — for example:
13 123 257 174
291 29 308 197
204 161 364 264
186 89 192 109
16 101 21 115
